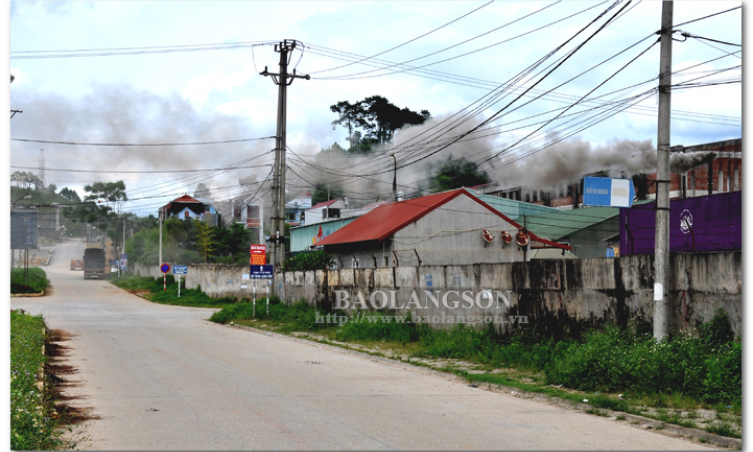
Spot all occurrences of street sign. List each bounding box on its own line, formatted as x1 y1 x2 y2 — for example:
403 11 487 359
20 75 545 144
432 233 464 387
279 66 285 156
173 265 188 275
249 264 274 279
11 210 38 250
160 263 171 274
121 254 128 271
250 244 266 266
583 177 635 208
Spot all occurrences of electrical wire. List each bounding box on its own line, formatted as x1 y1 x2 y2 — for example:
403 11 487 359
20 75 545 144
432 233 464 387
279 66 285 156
11 136 275 147
309 0 494 75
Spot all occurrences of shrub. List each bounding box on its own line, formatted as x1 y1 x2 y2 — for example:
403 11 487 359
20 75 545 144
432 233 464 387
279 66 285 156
11 268 50 294
281 251 332 273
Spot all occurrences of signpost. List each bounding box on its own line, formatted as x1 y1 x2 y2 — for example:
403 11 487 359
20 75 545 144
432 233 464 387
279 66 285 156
173 265 187 298
121 254 128 272
583 177 636 208
160 263 170 292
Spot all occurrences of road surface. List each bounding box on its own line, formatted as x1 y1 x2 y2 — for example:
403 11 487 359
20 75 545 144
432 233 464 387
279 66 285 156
12 241 713 450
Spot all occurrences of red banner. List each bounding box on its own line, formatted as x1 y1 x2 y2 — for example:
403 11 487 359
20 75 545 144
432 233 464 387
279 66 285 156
250 245 266 265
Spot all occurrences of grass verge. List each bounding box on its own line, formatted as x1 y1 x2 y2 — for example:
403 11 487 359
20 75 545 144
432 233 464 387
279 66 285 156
11 310 78 450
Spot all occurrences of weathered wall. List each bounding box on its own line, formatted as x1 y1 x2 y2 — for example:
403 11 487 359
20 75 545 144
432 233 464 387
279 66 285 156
281 251 742 337
185 264 272 298
132 263 162 278
158 251 741 337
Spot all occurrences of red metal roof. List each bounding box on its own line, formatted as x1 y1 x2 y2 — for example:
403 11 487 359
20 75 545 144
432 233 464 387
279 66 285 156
171 194 203 204
163 194 206 216
310 198 341 210
315 189 570 249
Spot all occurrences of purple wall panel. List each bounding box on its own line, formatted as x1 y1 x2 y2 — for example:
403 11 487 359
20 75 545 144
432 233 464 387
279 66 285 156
620 192 741 255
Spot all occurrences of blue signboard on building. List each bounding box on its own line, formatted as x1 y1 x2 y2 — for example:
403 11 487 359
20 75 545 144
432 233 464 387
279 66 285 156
249 265 274 279
583 177 635 208
173 265 188 275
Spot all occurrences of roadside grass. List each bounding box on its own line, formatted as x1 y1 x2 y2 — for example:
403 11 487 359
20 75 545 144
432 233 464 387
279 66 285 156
11 310 77 450
11 267 50 294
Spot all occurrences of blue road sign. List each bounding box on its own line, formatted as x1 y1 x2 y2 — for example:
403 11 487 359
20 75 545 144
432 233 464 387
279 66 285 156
249 265 274 279
160 263 170 274
583 177 635 208
173 265 188 275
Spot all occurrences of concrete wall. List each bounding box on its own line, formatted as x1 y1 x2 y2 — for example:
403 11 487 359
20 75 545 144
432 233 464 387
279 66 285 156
139 251 741 337
132 262 162 278
281 251 742 337
185 264 273 299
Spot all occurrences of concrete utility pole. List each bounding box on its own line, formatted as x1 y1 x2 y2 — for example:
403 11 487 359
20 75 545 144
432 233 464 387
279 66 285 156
261 39 309 296
654 1 673 340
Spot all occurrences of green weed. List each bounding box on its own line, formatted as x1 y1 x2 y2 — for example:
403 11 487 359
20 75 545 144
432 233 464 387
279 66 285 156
11 310 76 449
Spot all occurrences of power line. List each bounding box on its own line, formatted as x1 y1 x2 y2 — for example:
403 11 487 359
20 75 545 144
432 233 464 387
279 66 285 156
309 0 495 75
312 0 569 80
11 40 277 59
672 5 741 28
11 136 275 147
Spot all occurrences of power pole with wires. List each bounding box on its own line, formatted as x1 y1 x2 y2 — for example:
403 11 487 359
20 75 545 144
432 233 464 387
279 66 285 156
261 39 309 297
654 1 673 340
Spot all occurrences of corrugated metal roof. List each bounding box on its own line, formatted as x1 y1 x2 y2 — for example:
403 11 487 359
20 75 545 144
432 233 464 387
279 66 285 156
472 193 559 220
316 188 569 249
523 206 620 241
316 190 463 246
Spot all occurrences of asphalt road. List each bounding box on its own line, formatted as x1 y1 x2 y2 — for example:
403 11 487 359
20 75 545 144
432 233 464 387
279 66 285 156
11 241 713 450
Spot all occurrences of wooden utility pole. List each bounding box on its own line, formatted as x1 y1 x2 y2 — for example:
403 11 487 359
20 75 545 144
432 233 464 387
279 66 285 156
654 1 673 340
261 40 309 296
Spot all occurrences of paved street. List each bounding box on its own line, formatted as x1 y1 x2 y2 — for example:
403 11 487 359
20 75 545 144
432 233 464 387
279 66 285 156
11 241 713 450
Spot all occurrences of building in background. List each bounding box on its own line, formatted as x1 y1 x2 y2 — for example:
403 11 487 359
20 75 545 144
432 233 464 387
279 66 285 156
476 138 741 210
163 195 217 223
304 198 346 225
290 201 389 252
315 188 569 269
285 191 312 226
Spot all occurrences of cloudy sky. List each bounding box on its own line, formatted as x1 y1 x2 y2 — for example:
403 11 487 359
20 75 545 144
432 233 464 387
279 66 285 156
7 1 742 215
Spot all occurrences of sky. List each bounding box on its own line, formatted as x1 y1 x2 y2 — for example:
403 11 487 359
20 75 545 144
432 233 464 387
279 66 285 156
6 1 743 216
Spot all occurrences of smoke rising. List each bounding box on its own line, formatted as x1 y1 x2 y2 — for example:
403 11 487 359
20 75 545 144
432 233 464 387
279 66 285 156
498 138 716 190
10 85 275 213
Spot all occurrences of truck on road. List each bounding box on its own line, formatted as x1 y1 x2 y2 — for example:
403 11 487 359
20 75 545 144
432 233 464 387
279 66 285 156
83 248 106 279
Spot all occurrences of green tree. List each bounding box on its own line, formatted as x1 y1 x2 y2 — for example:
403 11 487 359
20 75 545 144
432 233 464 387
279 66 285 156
194 220 216 263
330 96 430 151
58 187 81 203
330 100 368 149
62 180 129 256
430 156 491 193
